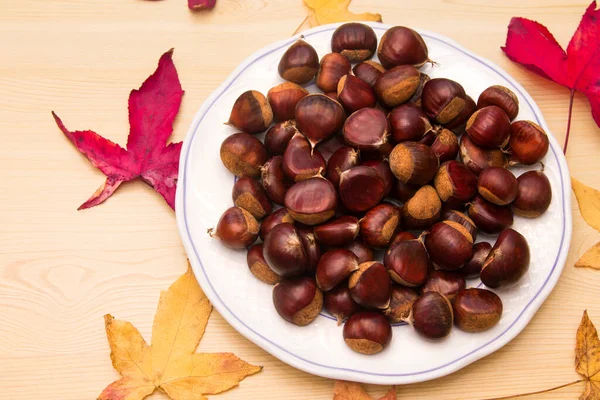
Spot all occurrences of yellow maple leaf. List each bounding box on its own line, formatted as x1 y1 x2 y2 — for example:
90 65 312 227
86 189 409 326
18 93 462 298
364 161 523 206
576 311 600 399
576 242 600 270
572 178 600 234
333 381 396 400
303 0 382 26
98 263 261 400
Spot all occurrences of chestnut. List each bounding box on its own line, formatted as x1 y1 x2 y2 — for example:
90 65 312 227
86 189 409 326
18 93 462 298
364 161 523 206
259 208 294 241
421 270 466 302
314 215 360 247
434 160 478 204
296 223 322 274
261 156 293 205
227 90 273 134
278 39 319 84
478 85 519 121
444 95 476 134
377 26 429 68
247 243 281 285
481 228 530 288
459 242 492 278
459 134 507 175
418 131 436 146
232 176 272 220
477 167 518 205
442 210 478 241
411 292 454 339
327 146 360 186
273 276 322 326
331 22 378 62
431 129 459 163
263 223 308 277
453 288 503 332
338 166 386 212
384 286 419 323
390 142 439 185
314 133 345 162
389 231 417 248
508 120 549 165
284 176 337 225
466 106 511 149
362 160 394 197
264 120 297 156
349 262 392 309
220 132 268 178
295 94 345 147
343 311 392 354
374 65 421 108
359 203 401 249
409 73 431 105
402 185 441 229
388 103 433 143
343 240 374 264
343 108 390 152
513 170 552 218
324 285 359 325
324 91 338 101
467 195 513 234
282 132 326 182
384 238 431 287
425 220 473 270
352 60 385 87
316 249 360 291
267 82 309 122
390 179 419 202
316 53 352 93
337 74 377 113
208 206 259 249
422 78 467 124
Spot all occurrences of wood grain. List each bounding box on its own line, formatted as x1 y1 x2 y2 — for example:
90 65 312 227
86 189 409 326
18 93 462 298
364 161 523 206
0 0 596 398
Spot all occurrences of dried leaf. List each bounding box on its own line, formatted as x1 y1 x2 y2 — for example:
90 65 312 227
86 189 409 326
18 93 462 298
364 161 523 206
52 50 184 210
189 0 216 10
333 381 397 400
99 263 262 400
303 0 382 26
572 177 600 233
576 311 600 399
576 243 600 270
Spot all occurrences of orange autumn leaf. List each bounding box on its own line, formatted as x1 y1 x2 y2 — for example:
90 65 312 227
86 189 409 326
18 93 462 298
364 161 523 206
333 381 397 400
99 263 261 400
572 177 600 234
303 0 382 26
576 310 600 399
576 242 600 270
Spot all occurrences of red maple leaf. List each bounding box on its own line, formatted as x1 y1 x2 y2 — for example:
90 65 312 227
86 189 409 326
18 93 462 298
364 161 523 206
52 49 184 210
502 1 600 153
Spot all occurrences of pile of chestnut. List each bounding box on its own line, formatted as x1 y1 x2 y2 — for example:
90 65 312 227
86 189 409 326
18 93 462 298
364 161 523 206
211 23 552 355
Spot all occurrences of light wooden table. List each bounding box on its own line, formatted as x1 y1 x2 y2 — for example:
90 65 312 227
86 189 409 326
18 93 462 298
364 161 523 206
0 0 597 398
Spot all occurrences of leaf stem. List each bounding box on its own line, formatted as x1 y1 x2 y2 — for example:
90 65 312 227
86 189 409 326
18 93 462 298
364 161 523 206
292 14 311 36
563 89 576 155
479 379 584 400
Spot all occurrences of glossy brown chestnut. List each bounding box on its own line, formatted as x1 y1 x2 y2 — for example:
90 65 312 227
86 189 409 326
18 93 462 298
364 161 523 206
337 74 377 113
353 60 385 87
459 134 507 175
431 129 459 163
227 90 273 134
324 285 359 325
267 82 309 122
377 26 429 68
343 311 392 354
389 142 439 185
477 167 518 205
390 179 420 202
263 223 308 277
259 208 294 241
343 240 374 264
316 249 360 291
208 206 259 249
296 223 322 274
316 53 352 93
313 215 360 247
327 146 360 186
374 65 421 108
343 107 390 152
513 170 552 218
477 85 519 121
331 22 378 62
220 132 268 178
384 238 431 286
389 231 417 248
338 166 386 212
421 270 466 302
247 243 281 285
434 160 478 204
425 220 474 270
261 156 293 205
422 78 467 124
273 276 322 326
453 288 503 332
349 262 392 309
481 228 530 288
467 195 513 234
508 121 549 165
459 242 492 278
443 210 478 241
264 121 297 156
418 131 436 146
295 94 346 147
282 132 326 182
284 177 338 225
359 203 401 249
314 134 345 162
409 73 431 105
384 286 419 323
465 106 511 149
402 185 441 229
411 292 454 339
388 103 433 143
362 160 394 197
278 39 319 84
444 95 476 134
232 176 272 220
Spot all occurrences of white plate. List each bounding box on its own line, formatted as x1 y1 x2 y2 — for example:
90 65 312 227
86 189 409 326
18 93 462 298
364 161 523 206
176 22 572 385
